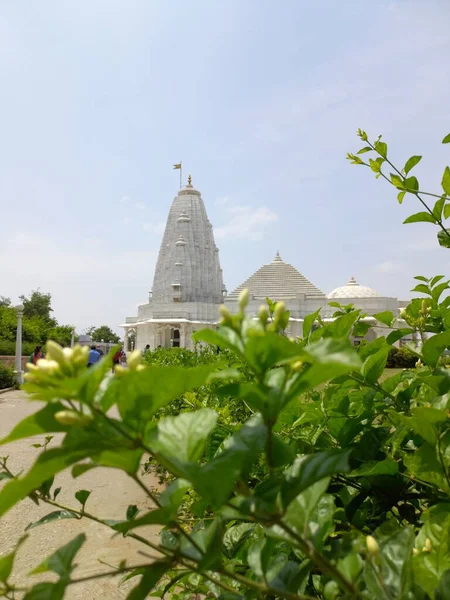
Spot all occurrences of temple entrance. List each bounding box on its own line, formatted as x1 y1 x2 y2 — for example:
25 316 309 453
172 328 180 348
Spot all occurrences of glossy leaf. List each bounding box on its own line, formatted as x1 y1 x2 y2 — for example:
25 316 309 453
31 533 86 577
404 155 422 175
75 489 91 509
422 330 450 368
438 229 450 248
24 581 67 600
373 311 394 327
25 510 78 531
404 212 436 224
442 166 450 196
350 459 398 477
444 203 450 220
364 527 414 599
361 347 388 383
412 283 431 295
434 197 447 220
281 449 351 508
442 134 450 144
148 408 217 476
386 328 413 345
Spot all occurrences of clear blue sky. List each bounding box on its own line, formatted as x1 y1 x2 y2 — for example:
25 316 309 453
1 0 449 333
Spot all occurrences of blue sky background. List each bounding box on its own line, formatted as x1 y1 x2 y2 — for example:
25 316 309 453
1 0 449 332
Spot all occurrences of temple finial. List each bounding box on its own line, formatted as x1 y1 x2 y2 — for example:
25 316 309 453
187 174 192 186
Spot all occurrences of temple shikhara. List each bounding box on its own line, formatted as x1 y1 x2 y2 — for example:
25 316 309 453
122 177 409 350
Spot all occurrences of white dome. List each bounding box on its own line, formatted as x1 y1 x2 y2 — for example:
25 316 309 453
328 276 380 299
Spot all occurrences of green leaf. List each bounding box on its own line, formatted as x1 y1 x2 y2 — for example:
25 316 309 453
414 506 450 597
390 173 404 188
404 442 448 492
25 510 78 531
159 478 191 510
361 347 388 383
404 175 419 192
126 504 139 521
412 283 431 295
0 402 70 446
386 328 413 345
0 472 13 481
404 155 422 175
302 309 321 340
281 479 335 548
0 535 27 583
247 537 275 577
148 409 218 477
281 449 351 508
442 134 450 144
431 281 449 303
111 364 218 421
442 166 450 196
435 570 450 600
127 561 172 600
434 197 447 220
197 519 224 570
364 528 414 599
350 459 398 477
75 489 90 509
404 212 436 224
192 415 267 508
223 523 255 559
357 146 372 154
24 581 67 600
438 229 450 248
397 191 406 204
422 331 450 368
31 533 86 577
374 140 387 158
415 276 430 283
444 203 450 220
192 327 244 354
373 311 394 327
244 333 303 372
113 507 173 533
430 275 445 287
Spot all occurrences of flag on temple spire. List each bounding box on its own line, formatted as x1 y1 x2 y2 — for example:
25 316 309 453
173 163 181 170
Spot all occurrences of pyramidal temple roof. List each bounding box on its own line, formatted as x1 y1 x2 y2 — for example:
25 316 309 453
151 178 225 304
228 252 325 300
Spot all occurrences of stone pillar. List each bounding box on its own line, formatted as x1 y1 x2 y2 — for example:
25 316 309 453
124 329 129 354
70 328 75 348
180 324 186 348
14 304 24 385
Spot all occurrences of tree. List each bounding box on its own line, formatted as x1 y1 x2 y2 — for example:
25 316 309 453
19 289 55 325
89 325 121 344
0 296 11 308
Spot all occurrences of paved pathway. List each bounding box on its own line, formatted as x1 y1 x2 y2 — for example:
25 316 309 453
0 390 161 598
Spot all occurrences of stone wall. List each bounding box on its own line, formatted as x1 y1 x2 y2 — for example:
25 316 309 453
0 356 29 370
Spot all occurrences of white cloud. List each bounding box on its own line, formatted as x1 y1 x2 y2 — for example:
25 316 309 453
374 261 401 274
215 204 278 241
143 221 166 234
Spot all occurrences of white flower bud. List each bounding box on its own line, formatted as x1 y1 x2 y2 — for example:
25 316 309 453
258 304 269 324
45 341 65 365
366 535 379 556
423 538 432 552
238 289 249 312
55 410 93 426
292 361 303 372
63 348 74 361
36 359 60 374
273 301 286 319
127 349 142 370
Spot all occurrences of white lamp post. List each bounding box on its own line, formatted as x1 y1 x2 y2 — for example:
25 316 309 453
70 327 75 348
14 304 24 385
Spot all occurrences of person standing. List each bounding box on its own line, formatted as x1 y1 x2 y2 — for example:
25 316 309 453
29 345 44 365
87 345 101 367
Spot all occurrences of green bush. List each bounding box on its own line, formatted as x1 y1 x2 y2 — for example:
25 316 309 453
0 340 36 356
0 363 15 389
1 130 450 599
386 346 417 368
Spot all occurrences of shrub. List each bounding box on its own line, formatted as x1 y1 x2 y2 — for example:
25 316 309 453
387 346 417 368
0 340 35 356
0 363 15 389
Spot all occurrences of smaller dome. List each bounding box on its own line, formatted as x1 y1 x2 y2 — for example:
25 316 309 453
175 235 186 246
328 276 380 299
